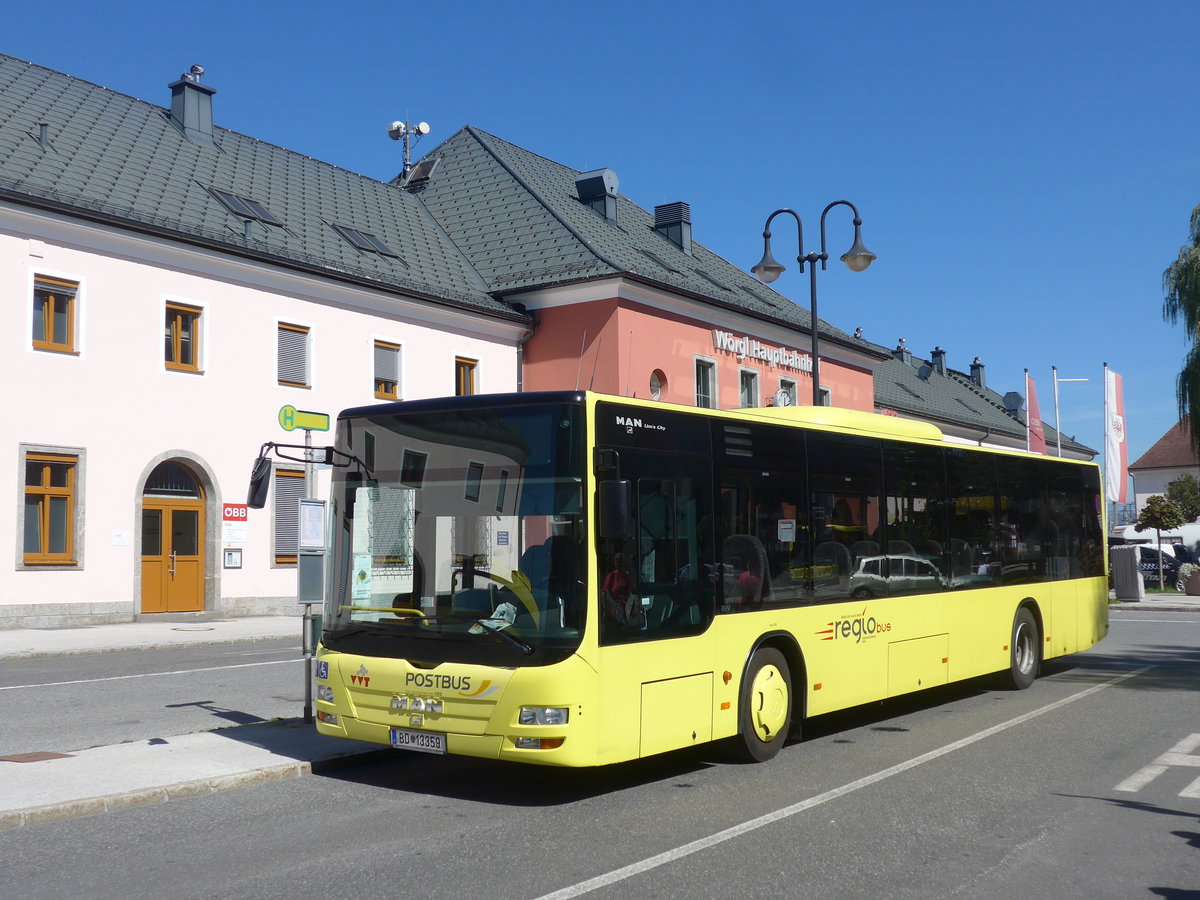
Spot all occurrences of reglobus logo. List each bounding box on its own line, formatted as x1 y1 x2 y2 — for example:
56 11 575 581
817 608 891 644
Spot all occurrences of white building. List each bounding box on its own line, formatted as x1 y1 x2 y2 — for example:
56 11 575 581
2 56 528 627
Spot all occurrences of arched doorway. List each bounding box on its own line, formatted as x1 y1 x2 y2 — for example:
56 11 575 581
141 461 206 613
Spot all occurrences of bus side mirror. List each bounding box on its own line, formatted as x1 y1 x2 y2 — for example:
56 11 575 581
247 456 272 509
598 480 633 538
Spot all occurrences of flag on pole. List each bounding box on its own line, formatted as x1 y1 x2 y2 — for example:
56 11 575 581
1104 365 1128 503
1025 369 1047 455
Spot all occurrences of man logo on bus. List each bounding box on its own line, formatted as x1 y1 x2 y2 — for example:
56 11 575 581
817 608 891 644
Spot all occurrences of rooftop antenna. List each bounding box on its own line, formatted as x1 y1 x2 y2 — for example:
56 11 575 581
387 119 431 179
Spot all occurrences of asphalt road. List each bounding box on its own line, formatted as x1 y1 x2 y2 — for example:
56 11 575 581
2 612 1198 899
0 639 305 756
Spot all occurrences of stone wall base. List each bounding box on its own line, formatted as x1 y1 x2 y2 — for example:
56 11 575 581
0 596 300 630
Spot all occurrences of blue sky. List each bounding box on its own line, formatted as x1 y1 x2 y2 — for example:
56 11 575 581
6 0 1198 470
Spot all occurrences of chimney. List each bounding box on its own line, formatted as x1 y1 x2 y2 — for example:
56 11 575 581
654 202 693 255
576 169 618 222
970 357 986 389
930 346 947 376
893 338 912 365
169 65 216 146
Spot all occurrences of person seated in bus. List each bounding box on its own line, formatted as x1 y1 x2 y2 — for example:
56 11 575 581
734 561 762 606
601 551 645 628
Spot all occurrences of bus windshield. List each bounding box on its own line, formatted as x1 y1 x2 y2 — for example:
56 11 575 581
322 400 585 666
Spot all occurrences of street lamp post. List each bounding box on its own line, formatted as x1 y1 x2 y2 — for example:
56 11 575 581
751 202 875 406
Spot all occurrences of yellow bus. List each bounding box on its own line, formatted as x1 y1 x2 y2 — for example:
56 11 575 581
312 390 1107 765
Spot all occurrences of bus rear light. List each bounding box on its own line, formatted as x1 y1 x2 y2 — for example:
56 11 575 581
515 737 565 750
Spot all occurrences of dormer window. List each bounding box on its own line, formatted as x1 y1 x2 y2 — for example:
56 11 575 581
575 169 618 223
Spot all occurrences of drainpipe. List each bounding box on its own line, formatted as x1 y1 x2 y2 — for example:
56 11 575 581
512 304 538 393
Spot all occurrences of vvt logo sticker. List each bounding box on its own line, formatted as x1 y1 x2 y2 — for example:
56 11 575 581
350 664 370 687
817 607 891 644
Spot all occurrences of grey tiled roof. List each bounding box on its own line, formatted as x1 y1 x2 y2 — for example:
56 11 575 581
871 345 1095 456
410 126 887 354
0 54 518 320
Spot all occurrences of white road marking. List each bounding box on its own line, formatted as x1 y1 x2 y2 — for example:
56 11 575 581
1110 616 1200 624
534 666 1152 900
1117 733 1200 797
0 659 301 691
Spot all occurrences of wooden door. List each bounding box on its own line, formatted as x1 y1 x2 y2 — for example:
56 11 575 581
141 499 204 613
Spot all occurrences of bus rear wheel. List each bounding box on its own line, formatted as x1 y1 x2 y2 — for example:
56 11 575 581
728 647 792 762
1003 607 1040 690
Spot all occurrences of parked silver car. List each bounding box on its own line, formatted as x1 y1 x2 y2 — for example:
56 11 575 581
849 554 948 599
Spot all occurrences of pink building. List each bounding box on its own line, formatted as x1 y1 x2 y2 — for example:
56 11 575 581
414 129 886 411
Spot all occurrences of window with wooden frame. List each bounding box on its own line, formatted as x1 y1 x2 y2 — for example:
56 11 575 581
32 276 78 353
273 468 305 565
165 302 203 372
374 341 401 399
278 323 310 387
455 357 477 396
23 452 78 565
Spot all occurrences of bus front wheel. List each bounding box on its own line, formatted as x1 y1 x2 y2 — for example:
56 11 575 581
728 647 792 762
1003 607 1040 690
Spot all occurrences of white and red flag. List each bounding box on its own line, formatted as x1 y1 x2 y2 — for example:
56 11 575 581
1025 370 1047 455
1104 364 1128 503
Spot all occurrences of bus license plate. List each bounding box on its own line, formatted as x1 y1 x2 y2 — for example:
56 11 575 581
390 728 446 755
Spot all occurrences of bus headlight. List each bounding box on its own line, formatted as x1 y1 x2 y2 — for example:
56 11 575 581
519 706 569 726
317 684 335 703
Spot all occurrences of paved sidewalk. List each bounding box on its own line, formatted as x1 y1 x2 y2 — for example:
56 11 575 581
1109 594 1200 611
0 615 303 660
0 719 388 830
0 615 387 830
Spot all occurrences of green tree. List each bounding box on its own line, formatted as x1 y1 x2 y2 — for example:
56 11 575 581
1167 473 1200 523
1164 204 1200 452
1134 495 1186 588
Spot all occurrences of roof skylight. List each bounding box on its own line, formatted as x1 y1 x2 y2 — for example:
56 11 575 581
332 224 402 260
210 188 282 226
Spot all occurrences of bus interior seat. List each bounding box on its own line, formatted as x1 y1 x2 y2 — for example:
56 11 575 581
888 540 915 556
949 539 973 575
815 542 852 573
851 540 880 561
451 589 495 616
